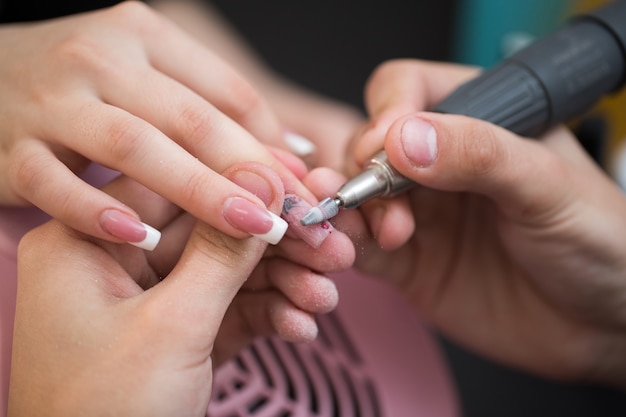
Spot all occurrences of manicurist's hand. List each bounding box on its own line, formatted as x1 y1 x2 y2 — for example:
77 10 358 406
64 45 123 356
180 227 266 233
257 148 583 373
9 161 354 417
0 1 315 249
308 60 626 389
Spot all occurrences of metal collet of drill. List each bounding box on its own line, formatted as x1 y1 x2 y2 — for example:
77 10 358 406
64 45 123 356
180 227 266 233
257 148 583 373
301 0 626 226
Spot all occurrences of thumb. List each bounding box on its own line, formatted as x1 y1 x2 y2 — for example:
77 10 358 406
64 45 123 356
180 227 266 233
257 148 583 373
164 222 267 319
148 162 287 339
383 113 577 220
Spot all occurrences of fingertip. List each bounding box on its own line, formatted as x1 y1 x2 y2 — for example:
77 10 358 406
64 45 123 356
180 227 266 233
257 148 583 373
253 211 288 245
284 131 316 157
377 206 415 250
399 117 438 168
384 112 511 195
295 273 339 314
282 194 334 248
384 114 438 178
129 222 162 251
309 276 339 313
364 204 385 240
99 209 162 251
301 167 347 198
271 304 318 343
362 197 415 250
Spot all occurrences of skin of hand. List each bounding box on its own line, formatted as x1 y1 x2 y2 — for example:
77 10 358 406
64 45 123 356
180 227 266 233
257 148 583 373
0 1 319 246
9 163 355 417
151 0 365 172
304 60 626 390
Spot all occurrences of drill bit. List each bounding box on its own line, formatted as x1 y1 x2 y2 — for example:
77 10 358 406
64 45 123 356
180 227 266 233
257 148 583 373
300 197 342 226
300 151 413 226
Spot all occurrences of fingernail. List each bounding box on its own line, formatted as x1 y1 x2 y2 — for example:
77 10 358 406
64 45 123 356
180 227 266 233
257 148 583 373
223 197 287 245
99 209 161 251
285 131 316 156
282 194 333 248
228 169 274 206
401 118 437 167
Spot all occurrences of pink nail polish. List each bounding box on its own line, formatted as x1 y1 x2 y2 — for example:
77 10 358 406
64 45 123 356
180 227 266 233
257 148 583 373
282 194 333 248
223 197 287 245
99 209 161 251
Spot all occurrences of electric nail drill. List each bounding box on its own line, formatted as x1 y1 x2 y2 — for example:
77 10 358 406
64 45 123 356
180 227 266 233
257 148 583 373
301 0 626 226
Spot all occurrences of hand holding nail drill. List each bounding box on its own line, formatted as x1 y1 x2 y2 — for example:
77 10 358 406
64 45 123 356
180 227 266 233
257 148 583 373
302 0 626 225
300 0 626 389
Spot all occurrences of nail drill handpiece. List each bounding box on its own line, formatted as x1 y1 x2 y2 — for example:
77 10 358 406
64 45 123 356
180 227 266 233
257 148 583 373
301 0 626 226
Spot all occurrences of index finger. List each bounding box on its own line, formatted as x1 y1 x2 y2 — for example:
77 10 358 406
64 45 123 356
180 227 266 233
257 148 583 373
355 60 480 166
104 1 287 148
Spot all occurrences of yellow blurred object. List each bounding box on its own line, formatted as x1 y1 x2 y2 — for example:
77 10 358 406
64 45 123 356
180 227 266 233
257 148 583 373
569 0 626 156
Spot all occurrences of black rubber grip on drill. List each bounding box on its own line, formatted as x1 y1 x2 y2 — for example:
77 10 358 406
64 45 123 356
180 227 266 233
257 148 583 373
434 0 626 138
433 62 550 137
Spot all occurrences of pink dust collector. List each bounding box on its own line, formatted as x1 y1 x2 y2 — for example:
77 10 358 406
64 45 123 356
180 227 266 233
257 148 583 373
208 270 460 417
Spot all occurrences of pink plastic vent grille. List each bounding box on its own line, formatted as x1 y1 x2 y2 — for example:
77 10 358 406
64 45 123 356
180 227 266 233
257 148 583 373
207 311 381 417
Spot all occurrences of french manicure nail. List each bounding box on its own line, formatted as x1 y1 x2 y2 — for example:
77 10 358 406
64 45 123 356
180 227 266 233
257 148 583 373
401 118 437 167
285 131 316 156
223 197 287 245
99 209 161 251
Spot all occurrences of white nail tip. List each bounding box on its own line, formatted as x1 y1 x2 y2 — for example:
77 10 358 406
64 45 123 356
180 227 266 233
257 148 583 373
129 223 161 251
252 211 288 245
284 132 316 156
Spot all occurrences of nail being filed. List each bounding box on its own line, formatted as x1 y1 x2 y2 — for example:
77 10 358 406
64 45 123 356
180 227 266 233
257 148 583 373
283 194 334 248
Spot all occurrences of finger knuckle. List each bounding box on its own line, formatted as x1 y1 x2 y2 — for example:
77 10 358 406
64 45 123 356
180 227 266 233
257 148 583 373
10 147 51 198
52 32 105 69
188 226 263 286
109 1 159 30
194 227 243 263
459 122 503 178
104 117 150 165
370 58 415 82
50 34 132 88
111 0 152 17
224 77 265 123
47 3 162 79
177 168 215 209
176 105 215 150
17 228 42 266
366 59 426 114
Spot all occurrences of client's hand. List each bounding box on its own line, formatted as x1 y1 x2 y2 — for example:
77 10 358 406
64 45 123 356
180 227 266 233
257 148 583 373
9 163 353 416
0 1 315 249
